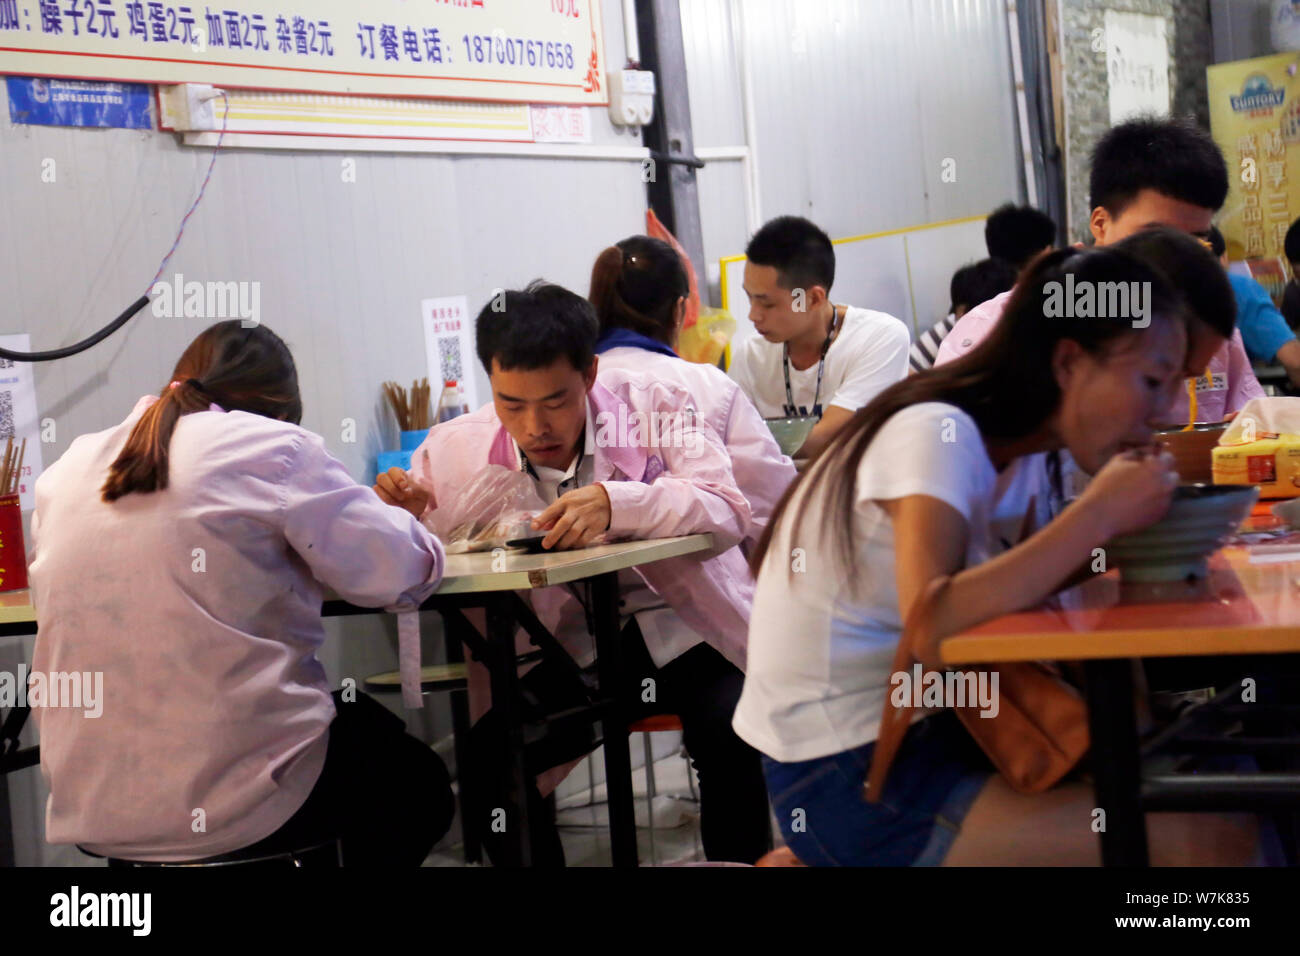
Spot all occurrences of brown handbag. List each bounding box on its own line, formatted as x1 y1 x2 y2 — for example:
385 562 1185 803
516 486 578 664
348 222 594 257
864 575 1090 802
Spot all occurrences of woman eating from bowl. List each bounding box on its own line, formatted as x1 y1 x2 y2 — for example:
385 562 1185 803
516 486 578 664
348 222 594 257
30 320 453 865
733 245 1268 865
589 234 797 551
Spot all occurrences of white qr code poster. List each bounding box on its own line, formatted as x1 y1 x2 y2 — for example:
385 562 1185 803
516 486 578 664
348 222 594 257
0 335 44 511
421 295 479 413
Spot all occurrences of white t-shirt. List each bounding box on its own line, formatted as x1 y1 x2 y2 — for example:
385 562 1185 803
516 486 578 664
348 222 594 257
729 305 911 418
733 402 1047 763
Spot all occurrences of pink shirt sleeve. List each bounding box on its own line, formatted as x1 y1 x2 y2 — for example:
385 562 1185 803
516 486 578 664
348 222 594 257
720 386 796 536
602 394 752 552
933 291 1013 365
282 430 444 609
1225 328 1266 415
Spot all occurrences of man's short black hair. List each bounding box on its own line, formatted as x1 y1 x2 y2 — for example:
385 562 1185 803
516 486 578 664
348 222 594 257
1207 225 1226 258
475 280 598 374
949 258 1018 315
984 203 1057 268
1285 217 1300 265
1113 226 1236 339
745 215 835 292
1088 116 1228 217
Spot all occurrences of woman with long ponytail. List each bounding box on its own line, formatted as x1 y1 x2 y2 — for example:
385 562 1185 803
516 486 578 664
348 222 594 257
734 234 1266 866
31 320 454 865
588 236 798 862
590 235 797 549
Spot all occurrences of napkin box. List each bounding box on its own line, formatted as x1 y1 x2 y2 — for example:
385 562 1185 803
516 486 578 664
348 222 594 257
1212 433 1300 497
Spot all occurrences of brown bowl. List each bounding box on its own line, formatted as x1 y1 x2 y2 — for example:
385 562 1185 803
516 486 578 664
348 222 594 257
1154 423 1226 485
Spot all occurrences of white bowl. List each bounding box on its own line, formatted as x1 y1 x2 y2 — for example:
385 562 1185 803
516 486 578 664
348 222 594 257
1104 484 1258 583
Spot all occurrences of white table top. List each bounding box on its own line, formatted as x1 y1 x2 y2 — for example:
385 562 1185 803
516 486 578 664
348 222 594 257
433 534 714 594
0 535 717 625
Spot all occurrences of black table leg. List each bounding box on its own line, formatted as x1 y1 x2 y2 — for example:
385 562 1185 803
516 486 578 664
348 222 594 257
591 571 638 867
442 617 482 866
1084 659 1149 866
486 597 530 867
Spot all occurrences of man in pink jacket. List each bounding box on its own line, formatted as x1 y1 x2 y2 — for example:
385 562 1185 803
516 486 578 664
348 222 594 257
376 281 772 866
935 117 1263 423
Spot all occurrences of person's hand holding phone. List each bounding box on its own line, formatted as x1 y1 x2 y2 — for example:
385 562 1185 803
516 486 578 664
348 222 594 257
532 484 611 550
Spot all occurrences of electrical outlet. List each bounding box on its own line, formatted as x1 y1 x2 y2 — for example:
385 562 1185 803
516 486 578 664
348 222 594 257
608 69 656 127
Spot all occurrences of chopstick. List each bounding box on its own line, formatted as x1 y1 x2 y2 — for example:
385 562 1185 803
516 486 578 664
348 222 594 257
0 435 13 496
10 439 24 495
383 379 435 431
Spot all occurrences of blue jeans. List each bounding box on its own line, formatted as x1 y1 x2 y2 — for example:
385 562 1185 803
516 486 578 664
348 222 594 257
763 710 993 866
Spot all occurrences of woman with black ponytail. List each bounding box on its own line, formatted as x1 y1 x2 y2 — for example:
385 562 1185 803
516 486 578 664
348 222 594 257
590 235 797 551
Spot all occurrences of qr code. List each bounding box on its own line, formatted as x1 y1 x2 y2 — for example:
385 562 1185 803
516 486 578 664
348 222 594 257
0 391 13 440
438 337 463 383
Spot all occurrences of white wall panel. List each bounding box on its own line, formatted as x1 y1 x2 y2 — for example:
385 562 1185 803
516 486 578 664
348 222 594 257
683 0 1025 312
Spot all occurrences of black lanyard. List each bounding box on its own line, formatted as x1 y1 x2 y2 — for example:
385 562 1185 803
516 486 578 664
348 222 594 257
782 304 841 418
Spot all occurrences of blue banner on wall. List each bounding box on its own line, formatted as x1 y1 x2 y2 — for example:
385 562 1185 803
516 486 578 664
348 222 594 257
6 76 151 129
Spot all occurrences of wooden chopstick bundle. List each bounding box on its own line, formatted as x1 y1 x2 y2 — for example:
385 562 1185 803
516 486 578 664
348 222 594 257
383 379 433 431
0 436 22 496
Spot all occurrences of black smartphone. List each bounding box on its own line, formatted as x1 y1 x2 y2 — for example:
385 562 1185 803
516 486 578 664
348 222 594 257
504 533 550 553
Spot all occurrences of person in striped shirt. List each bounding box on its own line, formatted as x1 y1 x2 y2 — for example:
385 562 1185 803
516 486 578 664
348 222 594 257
909 258 1016 372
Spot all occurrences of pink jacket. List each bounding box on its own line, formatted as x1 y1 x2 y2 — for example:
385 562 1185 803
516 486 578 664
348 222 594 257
933 290 1265 422
596 347 796 552
407 373 755 672
30 396 444 861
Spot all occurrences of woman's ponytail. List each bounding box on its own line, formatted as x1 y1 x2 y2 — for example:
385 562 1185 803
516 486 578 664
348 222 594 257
100 321 301 503
588 236 690 346
100 380 212 501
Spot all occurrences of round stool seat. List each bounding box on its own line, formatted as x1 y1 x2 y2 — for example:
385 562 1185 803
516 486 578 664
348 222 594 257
755 846 806 867
81 839 342 868
627 714 683 734
363 663 468 694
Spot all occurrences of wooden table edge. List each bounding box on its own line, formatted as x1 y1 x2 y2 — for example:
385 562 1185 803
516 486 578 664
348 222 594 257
941 624 1300 666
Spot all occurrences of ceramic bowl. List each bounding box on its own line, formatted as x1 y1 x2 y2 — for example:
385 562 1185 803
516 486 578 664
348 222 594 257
1154 423 1227 485
1103 483 1258 583
764 416 818 457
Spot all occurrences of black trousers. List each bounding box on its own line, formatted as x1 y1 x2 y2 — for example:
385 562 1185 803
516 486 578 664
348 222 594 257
465 620 772 866
238 690 455 866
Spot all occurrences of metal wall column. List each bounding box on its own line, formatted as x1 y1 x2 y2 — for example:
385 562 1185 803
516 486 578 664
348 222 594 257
635 0 709 277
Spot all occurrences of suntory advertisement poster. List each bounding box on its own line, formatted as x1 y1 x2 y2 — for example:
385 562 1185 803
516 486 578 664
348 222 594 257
1208 51 1300 263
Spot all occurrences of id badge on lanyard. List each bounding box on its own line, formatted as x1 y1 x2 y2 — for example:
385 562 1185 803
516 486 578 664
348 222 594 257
782 307 838 419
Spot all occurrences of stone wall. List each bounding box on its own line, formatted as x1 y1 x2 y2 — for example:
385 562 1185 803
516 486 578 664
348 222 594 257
1060 0 1214 238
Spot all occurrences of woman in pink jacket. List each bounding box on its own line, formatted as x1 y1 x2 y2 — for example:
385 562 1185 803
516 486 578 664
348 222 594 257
589 235 797 554
30 321 452 865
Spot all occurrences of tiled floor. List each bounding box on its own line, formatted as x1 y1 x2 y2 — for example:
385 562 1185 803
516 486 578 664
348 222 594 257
425 746 709 867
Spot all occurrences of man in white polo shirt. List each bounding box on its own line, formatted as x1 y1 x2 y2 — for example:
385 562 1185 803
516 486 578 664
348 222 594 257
729 216 910 459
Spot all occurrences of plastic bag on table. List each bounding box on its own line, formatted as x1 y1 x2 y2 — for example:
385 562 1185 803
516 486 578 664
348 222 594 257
425 464 549 554
678 307 737 366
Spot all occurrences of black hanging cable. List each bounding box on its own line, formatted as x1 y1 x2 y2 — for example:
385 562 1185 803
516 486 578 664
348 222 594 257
0 295 151 362
0 91 229 364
